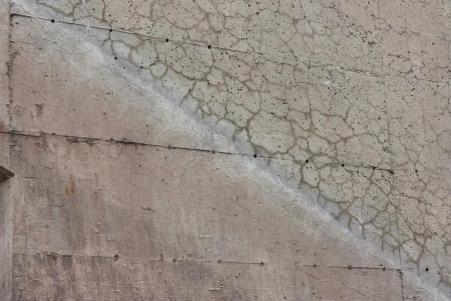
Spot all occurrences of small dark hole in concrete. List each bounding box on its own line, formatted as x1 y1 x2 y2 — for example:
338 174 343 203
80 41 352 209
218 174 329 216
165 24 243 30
341 163 345 167
217 259 222 263
259 261 265 265
425 267 429 272
113 254 119 261
165 38 169 42
347 265 352 270
51 19 55 23
253 154 257 158
172 258 177 263
208 45 212 49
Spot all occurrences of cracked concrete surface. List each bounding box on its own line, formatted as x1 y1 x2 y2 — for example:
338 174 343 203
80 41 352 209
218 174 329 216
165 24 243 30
0 0 450 300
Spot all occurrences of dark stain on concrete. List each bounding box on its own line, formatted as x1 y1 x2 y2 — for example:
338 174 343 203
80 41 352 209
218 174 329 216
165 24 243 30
64 175 76 196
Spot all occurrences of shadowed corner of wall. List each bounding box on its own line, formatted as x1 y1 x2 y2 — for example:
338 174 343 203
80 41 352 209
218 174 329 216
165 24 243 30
0 166 14 183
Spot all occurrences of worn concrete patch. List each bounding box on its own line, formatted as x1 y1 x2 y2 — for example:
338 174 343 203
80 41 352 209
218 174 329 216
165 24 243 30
2 0 450 299
12 253 404 301
8 132 406 300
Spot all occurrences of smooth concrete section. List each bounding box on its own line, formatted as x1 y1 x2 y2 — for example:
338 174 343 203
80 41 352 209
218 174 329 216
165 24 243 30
7 132 403 300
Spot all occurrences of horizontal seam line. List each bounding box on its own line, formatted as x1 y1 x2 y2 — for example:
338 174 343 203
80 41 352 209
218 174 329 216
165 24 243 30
1 129 395 172
13 253 405 271
9 12 255 55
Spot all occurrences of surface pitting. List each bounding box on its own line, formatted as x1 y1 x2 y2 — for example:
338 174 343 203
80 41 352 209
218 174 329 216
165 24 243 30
2 0 451 299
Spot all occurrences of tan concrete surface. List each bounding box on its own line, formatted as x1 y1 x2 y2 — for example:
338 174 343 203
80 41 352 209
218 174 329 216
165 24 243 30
0 0 9 130
7 132 403 300
0 179 13 301
9 15 400 259
0 0 449 300
12 253 402 300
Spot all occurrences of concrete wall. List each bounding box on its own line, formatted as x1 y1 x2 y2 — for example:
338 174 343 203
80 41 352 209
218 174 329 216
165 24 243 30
0 0 450 300
0 174 13 301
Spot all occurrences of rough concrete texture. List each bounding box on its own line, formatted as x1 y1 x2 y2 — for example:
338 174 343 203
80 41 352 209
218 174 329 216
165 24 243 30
0 0 450 300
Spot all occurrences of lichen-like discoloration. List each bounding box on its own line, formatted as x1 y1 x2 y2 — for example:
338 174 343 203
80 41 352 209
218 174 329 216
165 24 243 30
3 0 451 299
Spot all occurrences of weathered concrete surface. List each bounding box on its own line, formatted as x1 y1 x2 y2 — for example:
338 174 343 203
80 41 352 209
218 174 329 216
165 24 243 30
7 132 404 300
0 0 9 130
8 17 233 154
9 15 399 259
0 134 12 301
0 0 450 300
0 179 12 301
12 254 402 300
0 0 11 299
